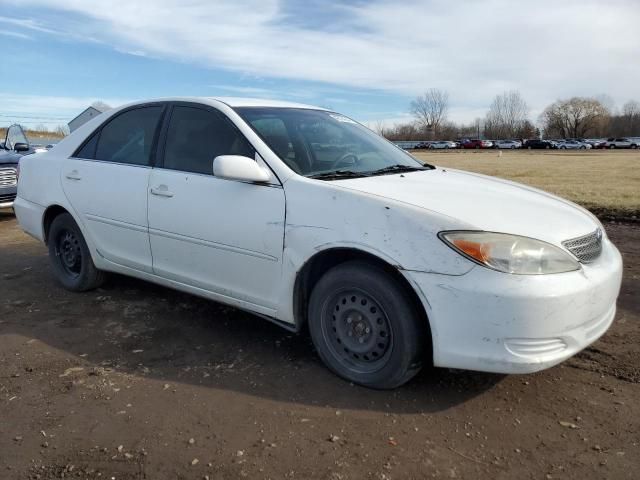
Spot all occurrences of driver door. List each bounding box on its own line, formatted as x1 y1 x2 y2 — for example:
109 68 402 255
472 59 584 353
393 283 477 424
147 103 286 315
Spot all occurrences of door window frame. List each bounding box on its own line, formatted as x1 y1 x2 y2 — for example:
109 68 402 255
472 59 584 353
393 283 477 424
71 102 168 168
155 101 280 185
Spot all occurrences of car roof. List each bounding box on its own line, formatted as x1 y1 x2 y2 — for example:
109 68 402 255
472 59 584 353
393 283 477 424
120 96 327 111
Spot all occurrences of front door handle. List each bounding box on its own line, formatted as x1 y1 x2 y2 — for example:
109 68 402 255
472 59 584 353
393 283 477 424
65 170 81 181
150 185 174 198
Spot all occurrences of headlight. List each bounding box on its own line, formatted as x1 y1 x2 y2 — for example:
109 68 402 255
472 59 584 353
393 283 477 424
439 231 580 275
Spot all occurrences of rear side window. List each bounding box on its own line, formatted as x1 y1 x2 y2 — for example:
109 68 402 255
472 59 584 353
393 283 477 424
163 106 254 175
93 106 163 166
75 133 98 159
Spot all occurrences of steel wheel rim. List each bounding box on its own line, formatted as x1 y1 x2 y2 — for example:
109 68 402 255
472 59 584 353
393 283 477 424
321 288 393 374
55 229 82 278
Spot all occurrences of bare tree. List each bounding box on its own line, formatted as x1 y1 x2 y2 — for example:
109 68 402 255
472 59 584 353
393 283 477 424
623 100 640 117
539 97 610 138
55 124 70 137
410 89 449 138
372 119 388 137
484 91 529 139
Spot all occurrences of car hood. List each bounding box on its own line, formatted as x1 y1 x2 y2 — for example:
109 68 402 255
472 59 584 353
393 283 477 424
0 150 24 165
334 168 600 245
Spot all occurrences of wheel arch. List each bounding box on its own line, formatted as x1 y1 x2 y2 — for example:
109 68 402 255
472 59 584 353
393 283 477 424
42 204 71 245
292 247 433 360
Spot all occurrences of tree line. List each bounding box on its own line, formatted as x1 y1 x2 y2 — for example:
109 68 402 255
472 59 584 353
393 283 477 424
379 89 640 141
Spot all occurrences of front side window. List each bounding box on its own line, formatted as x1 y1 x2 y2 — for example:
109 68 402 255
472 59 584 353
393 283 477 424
163 106 255 175
236 108 427 177
94 106 163 166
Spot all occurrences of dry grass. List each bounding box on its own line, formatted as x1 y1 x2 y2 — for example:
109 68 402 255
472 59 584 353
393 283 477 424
412 149 640 218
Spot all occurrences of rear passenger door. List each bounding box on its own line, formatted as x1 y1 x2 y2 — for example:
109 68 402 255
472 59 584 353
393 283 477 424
62 104 165 273
147 103 285 315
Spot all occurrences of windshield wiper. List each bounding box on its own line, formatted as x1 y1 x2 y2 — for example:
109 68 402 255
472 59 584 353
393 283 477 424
366 164 431 176
308 170 370 180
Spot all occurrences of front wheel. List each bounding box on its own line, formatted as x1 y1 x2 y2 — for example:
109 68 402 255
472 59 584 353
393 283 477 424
308 261 425 389
48 213 106 291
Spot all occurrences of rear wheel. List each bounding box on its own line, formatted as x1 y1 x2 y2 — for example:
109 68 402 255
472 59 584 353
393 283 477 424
48 213 106 291
609 145 615 149
308 261 425 389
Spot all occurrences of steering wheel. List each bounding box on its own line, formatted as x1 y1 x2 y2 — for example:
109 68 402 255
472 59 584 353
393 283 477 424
331 152 359 170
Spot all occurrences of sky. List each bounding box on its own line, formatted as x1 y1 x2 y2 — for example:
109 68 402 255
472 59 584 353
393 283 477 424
1 0 639 130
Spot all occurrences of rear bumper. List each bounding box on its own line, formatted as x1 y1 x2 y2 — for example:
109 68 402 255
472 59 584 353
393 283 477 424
407 238 623 374
13 196 45 242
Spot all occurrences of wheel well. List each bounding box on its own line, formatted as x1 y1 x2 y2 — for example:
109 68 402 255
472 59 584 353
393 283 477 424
42 205 69 245
293 248 432 357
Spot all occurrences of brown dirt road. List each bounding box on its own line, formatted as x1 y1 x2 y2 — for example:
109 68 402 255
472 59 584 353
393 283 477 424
1 214 638 479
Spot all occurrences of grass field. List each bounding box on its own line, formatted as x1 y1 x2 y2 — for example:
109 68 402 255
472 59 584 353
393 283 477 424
412 149 640 219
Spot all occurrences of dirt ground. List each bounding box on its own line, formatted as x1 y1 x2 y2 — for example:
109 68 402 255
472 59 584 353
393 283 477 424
1 213 638 480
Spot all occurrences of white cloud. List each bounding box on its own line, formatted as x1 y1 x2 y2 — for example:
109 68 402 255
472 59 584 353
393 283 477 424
0 30 32 39
0 93 131 128
4 0 640 121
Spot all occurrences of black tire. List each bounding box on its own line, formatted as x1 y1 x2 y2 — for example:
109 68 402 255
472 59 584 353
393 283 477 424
308 261 425 389
632 144 638 149
48 213 106 292
609 145 615 149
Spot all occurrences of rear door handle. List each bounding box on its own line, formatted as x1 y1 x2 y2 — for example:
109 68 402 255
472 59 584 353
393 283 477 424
65 170 81 181
150 185 174 198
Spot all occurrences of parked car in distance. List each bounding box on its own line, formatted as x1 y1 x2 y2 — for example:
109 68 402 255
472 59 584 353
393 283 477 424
523 139 556 149
605 137 638 149
461 139 493 149
493 140 521 149
428 140 457 149
584 139 607 149
414 141 431 149
1 124 33 212
14 97 623 389
558 140 591 150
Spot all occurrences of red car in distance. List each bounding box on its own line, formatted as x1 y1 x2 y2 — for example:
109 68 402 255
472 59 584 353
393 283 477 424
461 139 493 149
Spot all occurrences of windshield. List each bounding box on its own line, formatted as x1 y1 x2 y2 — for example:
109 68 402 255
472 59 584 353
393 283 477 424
235 107 428 177
5 124 29 150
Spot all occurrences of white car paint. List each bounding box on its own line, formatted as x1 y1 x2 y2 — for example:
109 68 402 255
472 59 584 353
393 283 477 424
14 97 623 376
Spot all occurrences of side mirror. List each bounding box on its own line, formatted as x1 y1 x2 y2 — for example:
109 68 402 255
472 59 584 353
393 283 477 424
14 142 30 152
213 155 270 183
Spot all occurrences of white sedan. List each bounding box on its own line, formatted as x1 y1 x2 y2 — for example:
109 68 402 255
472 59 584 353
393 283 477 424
14 97 623 388
428 141 457 149
493 140 521 149
558 140 592 150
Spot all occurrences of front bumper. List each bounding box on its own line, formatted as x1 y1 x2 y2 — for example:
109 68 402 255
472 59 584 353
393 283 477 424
0 187 17 211
407 238 623 374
